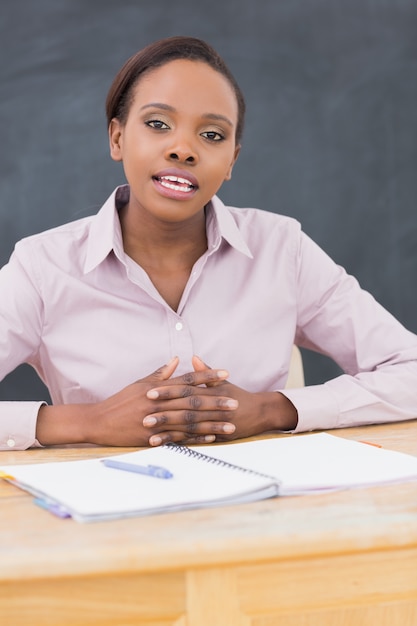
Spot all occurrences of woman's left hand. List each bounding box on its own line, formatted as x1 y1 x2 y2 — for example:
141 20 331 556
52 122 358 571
143 356 298 444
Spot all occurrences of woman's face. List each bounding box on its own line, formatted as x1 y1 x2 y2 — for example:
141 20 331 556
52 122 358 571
109 59 240 225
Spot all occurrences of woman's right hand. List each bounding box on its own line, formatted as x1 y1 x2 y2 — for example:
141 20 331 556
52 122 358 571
36 357 237 447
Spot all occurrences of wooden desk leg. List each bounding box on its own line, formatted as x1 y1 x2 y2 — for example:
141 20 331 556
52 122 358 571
186 568 251 626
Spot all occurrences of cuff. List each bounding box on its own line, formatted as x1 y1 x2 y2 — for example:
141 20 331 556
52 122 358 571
0 401 46 450
280 384 340 433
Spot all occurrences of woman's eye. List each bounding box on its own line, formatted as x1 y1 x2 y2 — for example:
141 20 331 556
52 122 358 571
201 130 224 142
146 120 169 130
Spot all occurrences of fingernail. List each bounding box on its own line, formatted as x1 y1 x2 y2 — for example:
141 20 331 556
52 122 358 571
147 389 159 399
222 424 236 433
217 370 229 378
204 435 216 442
150 435 162 446
143 416 157 426
226 399 238 408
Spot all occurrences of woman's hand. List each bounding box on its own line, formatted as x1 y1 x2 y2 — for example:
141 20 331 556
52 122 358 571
37 357 238 448
83 357 239 446
142 356 298 445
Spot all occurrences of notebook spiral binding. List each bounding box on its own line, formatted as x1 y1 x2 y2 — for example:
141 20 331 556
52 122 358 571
164 443 276 482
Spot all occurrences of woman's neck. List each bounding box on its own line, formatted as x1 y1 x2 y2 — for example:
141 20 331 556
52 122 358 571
119 202 208 268
118 203 208 310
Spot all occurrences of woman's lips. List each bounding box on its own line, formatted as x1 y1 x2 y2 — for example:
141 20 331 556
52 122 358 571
155 174 196 193
152 169 199 200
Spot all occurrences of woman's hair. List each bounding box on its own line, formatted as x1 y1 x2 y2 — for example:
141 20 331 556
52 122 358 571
105 36 246 143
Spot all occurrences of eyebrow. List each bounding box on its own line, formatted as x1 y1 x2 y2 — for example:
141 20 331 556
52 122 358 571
140 102 234 128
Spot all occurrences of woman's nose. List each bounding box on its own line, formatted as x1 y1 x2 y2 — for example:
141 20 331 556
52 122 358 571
168 151 196 164
165 134 198 164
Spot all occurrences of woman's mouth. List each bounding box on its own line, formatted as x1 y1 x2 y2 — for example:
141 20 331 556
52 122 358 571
154 175 196 193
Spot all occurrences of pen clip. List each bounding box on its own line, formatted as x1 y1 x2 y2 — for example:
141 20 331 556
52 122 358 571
146 464 174 479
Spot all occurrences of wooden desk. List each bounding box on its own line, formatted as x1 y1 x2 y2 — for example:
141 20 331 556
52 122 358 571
1 421 416 626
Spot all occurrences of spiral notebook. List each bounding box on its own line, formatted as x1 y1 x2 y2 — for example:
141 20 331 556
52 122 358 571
0 442 279 522
2 433 417 522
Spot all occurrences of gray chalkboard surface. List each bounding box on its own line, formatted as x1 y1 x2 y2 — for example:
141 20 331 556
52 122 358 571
1 0 416 400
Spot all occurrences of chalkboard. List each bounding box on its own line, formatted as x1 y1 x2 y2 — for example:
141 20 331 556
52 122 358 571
1 0 416 400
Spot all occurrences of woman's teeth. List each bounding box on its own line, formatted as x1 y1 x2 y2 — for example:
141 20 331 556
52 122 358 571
158 176 194 192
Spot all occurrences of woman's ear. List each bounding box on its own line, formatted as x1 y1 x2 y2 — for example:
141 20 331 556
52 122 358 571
224 144 241 181
108 118 123 162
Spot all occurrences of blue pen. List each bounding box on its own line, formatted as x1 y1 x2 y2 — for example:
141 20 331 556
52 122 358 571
102 458 173 479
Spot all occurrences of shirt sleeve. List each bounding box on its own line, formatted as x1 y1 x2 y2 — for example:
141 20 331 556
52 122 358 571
0 244 46 449
282 231 417 432
0 402 45 450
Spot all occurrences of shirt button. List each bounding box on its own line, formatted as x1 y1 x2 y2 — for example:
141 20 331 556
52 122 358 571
175 322 183 331
6 438 16 448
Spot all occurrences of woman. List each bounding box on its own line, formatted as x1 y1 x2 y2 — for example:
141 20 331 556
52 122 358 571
1 36 416 450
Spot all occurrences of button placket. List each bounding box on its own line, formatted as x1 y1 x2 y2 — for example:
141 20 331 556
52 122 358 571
168 314 195 365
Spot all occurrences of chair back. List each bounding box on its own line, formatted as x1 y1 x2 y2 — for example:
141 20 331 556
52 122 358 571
285 346 305 388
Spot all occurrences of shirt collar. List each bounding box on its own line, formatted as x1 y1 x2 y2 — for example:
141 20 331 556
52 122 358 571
84 186 128 273
207 195 253 258
84 184 253 273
